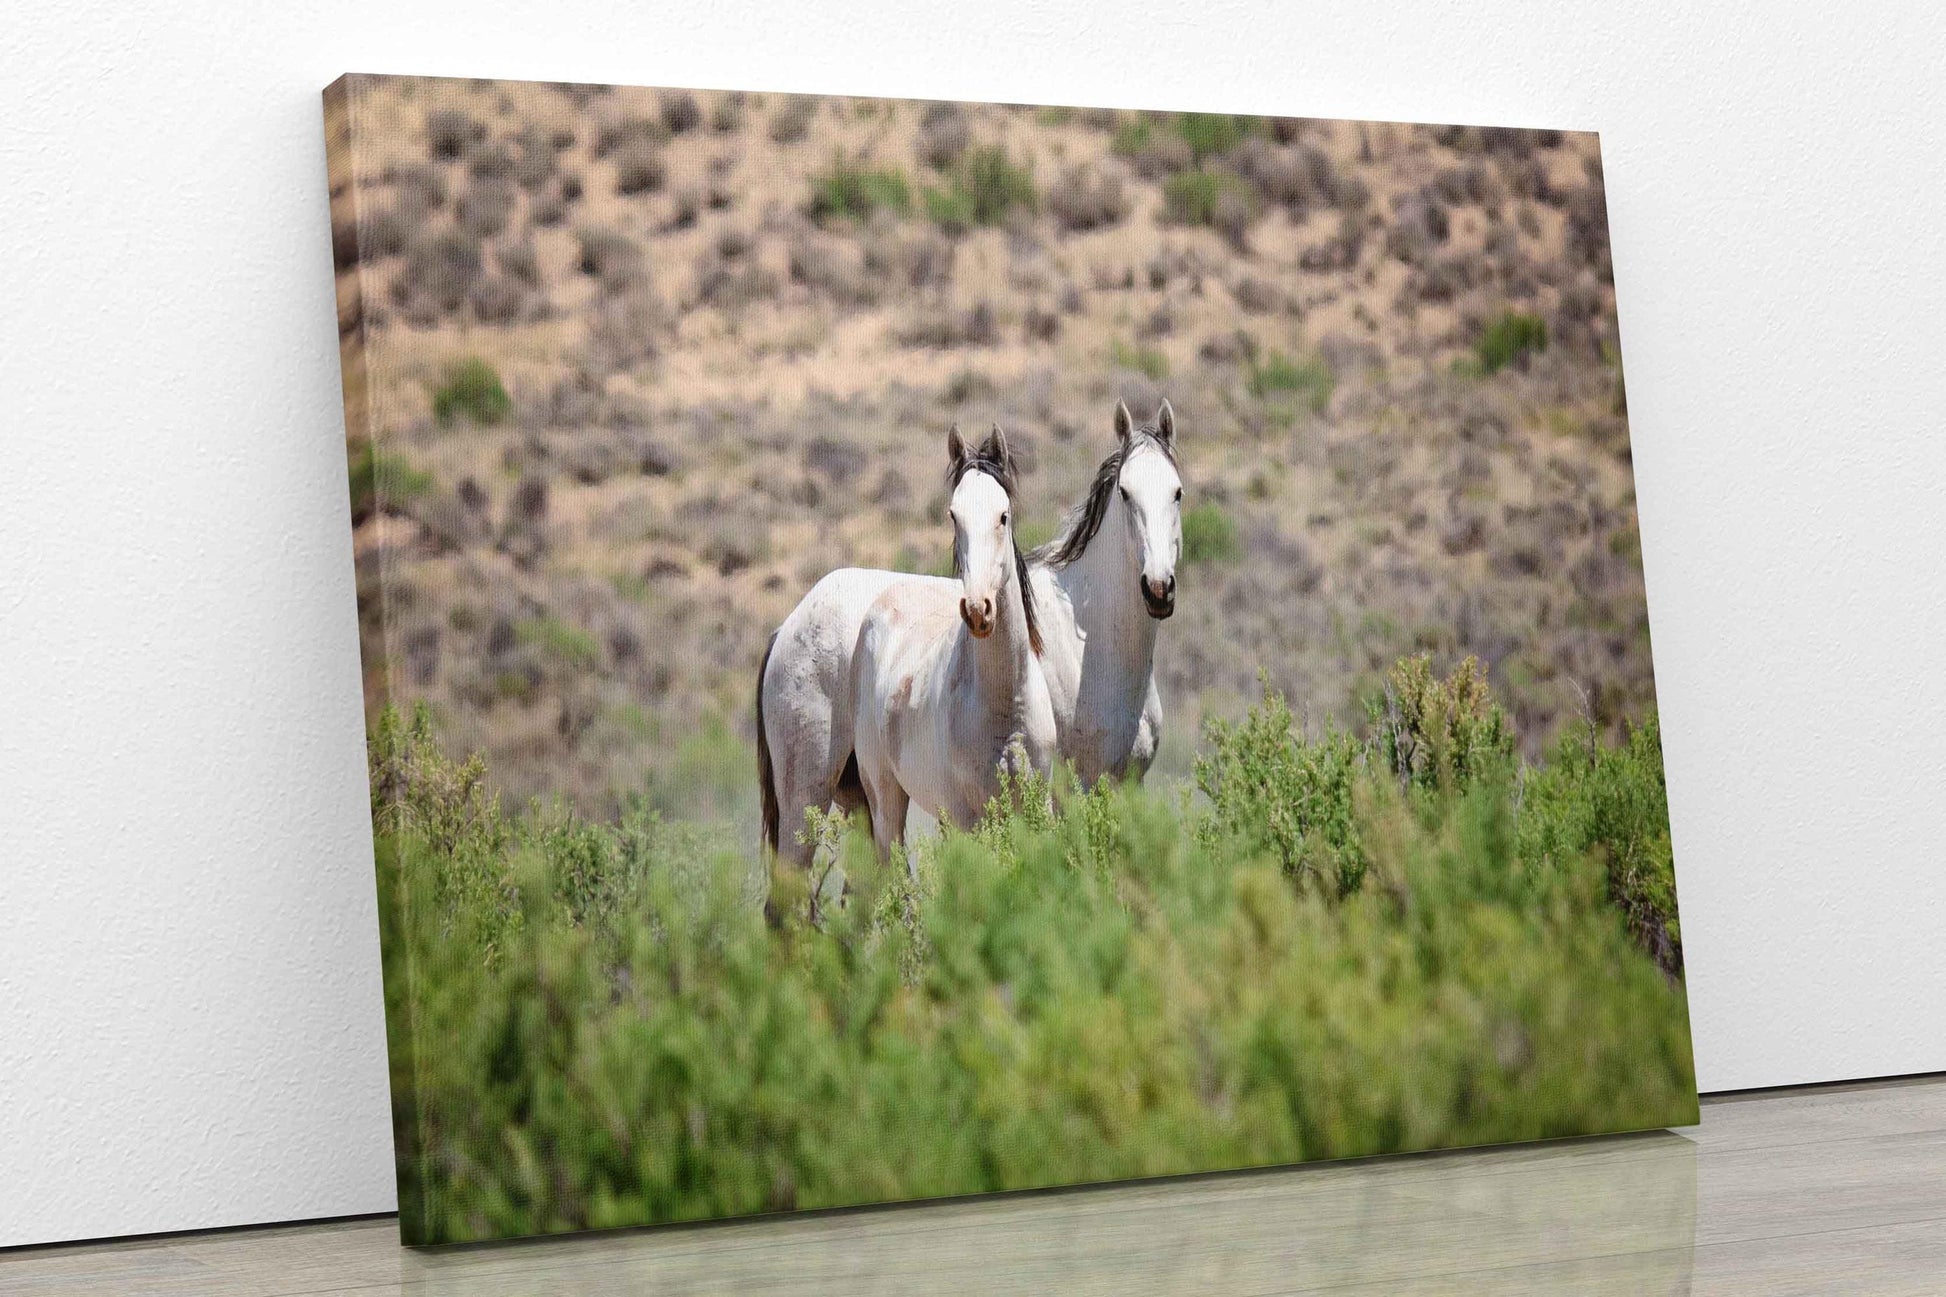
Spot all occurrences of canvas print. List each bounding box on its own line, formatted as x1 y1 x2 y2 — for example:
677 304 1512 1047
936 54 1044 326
325 73 1697 1245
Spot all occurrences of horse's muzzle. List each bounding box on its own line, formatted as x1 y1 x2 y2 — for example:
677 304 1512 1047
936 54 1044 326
960 596 995 638
1140 575 1176 620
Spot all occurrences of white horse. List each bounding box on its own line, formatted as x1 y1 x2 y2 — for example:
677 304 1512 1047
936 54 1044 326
756 399 1183 864
849 424 1056 856
1023 398 1184 784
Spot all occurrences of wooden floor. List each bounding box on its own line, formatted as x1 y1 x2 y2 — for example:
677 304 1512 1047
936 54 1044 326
4 1076 1942 1295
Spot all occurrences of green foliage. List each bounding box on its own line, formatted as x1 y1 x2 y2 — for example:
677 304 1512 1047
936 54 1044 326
809 158 912 224
1109 338 1170 381
347 442 433 518
1175 112 1259 162
922 146 1037 234
368 662 1693 1243
920 183 975 233
959 146 1038 224
515 615 600 669
1112 111 1261 164
431 357 512 426
1161 169 1252 227
1248 350 1334 413
1366 654 1515 794
1520 711 1682 975
1196 680 1364 896
1110 114 1157 158
1180 502 1241 566
1474 311 1549 375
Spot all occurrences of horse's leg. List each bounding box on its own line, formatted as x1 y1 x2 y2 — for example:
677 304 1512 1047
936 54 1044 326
878 785 911 874
859 762 910 865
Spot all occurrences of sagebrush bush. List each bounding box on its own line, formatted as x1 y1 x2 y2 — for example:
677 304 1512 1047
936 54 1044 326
915 101 970 170
1196 680 1363 896
393 231 482 321
431 357 512 427
574 227 642 289
768 95 817 144
424 109 482 160
1366 654 1515 794
1046 167 1128 233
368 653 1693 1242
613 143 667 196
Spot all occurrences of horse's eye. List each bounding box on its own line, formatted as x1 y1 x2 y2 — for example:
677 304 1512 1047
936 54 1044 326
1000 512 1009 527
1174 487 1183 502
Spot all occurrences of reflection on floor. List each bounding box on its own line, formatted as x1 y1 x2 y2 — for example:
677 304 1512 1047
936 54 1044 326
3 1076 1943 1295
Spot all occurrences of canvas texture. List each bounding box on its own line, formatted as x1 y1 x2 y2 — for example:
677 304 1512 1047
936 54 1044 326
324 73 1697 1245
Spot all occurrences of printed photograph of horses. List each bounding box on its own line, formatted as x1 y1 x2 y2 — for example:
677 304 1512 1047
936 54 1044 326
327 73 1697 1244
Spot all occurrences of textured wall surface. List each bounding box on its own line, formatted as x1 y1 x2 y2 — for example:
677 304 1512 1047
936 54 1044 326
3 0 1942 1250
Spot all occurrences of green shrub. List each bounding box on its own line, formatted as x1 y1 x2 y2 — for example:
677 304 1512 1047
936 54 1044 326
1175 112 1259 162
958 146 1037 224
1180 501 1241 566
1475 311 1548 375
347 442 433 519
1110 114 1156 157
1520 711 1682 974
922 146 1037 233
809 158 912 224
515 615 600 668
1366 654 1515 794
920 183 976 234
1248 351 1334 413
1161 169 1253 227
1109 338 1169 380
1196 680 1364 896
367 658 1694 1243
431 357 512 426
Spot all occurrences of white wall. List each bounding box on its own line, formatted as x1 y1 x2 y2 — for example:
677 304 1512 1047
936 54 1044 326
4 0 1942 1251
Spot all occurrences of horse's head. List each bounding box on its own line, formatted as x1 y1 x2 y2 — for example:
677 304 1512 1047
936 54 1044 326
1112 399 1184 619
947 423 1020 640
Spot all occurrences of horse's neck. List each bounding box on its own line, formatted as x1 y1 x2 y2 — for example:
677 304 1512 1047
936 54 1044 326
1053 514 1157 692
968 571 1039 704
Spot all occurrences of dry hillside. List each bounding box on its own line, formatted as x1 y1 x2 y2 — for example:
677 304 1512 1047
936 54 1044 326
327 75 1650 823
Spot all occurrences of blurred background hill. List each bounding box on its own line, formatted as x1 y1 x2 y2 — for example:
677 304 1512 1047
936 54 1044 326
328 75 1650 826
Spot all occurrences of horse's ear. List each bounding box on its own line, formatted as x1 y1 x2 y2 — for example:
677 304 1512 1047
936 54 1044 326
1155 398 1176 447
982 422 1010 469
1114 399 1133 445
946 423 966 466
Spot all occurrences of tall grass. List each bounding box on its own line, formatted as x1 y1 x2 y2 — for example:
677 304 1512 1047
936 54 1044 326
369 656 1693 1243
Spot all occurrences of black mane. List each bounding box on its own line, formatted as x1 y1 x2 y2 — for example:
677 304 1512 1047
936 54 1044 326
1032 424 1179 570
946 448 1044 656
